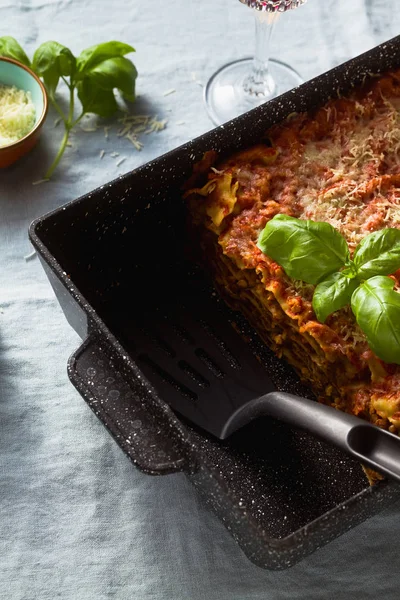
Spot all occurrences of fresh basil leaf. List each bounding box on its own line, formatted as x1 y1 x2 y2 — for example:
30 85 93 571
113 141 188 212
257 215 349 285
76 78 118 117
76 41 135 75
32 42 76 94
86 56 137 102
353 228 400 280
312 272 358 323
0 36 31 67
33 41 76 76
351 275 400 364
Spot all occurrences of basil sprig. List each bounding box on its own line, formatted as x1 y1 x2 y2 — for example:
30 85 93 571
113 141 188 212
257 216 400 364
0 37 137 178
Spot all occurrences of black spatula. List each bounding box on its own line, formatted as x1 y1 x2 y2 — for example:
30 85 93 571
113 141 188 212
132 297 400 484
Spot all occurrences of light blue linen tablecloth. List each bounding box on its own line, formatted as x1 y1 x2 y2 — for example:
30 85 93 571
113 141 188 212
1 1 400 598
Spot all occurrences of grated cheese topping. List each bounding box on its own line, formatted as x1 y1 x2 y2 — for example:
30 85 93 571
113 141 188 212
190 73 400 356
298 91 400 251
272 79 400 350
0 84 36 147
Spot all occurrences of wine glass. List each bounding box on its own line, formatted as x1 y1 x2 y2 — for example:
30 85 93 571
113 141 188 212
204 0 307 125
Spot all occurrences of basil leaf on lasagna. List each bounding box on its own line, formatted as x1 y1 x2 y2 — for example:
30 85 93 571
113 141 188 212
353 228 400 280
257 215 349 285
351 276 400 365
312 272 358 323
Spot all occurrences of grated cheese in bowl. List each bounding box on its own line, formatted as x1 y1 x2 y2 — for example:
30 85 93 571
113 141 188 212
0 84 36 147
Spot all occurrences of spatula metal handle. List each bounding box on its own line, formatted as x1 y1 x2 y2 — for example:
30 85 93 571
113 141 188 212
222 391 400 483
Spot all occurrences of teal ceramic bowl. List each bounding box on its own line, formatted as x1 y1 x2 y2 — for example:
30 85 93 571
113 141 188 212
0 56 48 167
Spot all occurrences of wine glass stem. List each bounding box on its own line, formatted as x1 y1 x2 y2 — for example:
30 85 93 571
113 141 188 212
243 11 279 98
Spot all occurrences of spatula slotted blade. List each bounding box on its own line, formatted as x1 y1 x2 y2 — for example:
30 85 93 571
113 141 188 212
130 299 275 438
125 294 400 484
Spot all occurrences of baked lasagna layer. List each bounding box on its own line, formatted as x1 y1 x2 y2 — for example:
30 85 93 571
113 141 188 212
184 71 400 437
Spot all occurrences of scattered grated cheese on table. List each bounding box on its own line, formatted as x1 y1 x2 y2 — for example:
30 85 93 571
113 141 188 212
163 88 176 96
69 111 169 164
116 113 167 151
190 72 204 87
24 250 37 261
32 178 49 185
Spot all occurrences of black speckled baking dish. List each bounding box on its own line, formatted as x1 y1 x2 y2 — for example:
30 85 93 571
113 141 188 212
30 36 400 570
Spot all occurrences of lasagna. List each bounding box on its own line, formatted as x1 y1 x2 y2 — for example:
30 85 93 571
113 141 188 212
183 70 400 451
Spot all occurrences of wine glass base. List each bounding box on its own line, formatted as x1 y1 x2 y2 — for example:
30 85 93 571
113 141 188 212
204 57 303 126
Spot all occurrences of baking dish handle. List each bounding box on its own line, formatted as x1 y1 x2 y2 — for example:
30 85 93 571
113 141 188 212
68 336 190 476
